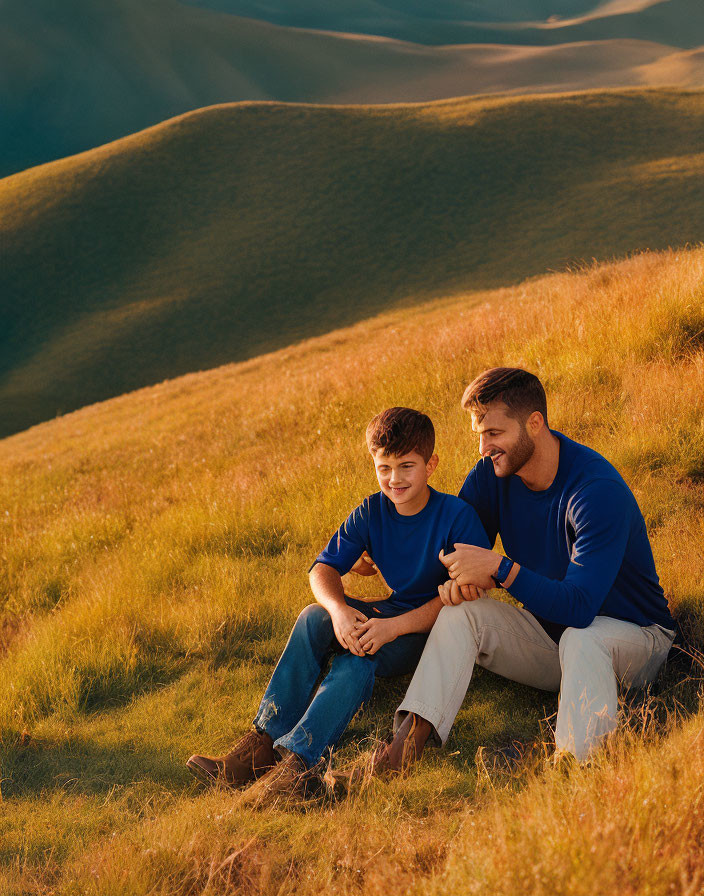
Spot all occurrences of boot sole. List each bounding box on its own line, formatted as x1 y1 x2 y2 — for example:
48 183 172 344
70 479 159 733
186 756 221 788
186 756 267 791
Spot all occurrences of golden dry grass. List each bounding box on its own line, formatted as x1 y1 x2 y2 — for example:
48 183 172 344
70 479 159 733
1 246 703 894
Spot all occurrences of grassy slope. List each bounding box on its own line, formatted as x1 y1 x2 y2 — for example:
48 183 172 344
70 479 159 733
4 88 704 437
1 246 703 894
2 0 704 178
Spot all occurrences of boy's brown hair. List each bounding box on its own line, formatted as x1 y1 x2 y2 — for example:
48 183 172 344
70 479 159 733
462 367 548 424
366 407 435 462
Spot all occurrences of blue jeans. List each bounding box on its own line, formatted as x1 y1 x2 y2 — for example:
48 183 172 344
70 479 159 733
253 599 428 768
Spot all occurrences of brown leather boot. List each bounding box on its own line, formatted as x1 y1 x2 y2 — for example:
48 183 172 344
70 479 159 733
374 712 433 774
187 729 276 788
324 713 433 796
239 751 325 807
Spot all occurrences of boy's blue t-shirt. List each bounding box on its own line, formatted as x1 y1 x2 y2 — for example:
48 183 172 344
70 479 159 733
313 487 490 617
458 431 674 632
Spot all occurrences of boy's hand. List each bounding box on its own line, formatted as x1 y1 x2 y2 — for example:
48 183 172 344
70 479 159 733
349 552 378 577
330 605 368 656
439 545 499 591
356 617 401 655
438 579 487 606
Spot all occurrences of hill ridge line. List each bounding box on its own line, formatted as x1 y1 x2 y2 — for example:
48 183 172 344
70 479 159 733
3 88 704 437
5 84 704 185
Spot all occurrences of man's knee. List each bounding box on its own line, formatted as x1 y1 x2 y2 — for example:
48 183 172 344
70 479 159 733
437 596 495 626
438 596 507 634
559 624 610 666
431 598 505 655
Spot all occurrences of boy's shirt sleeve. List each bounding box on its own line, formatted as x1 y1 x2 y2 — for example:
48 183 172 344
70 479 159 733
311 500 371 576
508 478 631 628
446 503 491 553
458 459 499 547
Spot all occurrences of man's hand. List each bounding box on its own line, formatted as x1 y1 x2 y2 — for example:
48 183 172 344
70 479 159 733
438 579 487 606
356 616 401 655
330 605 368 656
439 545 502 591
349 551 378 577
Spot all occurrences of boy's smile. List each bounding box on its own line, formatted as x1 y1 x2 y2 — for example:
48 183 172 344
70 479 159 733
372 449 438 516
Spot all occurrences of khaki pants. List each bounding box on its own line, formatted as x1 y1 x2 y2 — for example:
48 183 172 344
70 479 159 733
395 597 675 761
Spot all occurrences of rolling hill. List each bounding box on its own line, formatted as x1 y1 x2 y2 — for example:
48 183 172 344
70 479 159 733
1 245 703 895
2 0 703 178
180 0 704 46
177 0 616 28
3 88 704 437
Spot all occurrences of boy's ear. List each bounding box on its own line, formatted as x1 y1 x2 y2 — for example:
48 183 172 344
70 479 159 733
426 454 439 477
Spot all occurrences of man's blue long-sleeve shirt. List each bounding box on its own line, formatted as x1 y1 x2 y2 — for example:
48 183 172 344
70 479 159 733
458 431 674 633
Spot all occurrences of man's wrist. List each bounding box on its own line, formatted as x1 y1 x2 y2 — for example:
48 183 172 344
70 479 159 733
491 555 515 588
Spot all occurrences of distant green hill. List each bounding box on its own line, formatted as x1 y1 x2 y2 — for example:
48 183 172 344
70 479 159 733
181 0 704 46
179 0 604 27
2 0 703 178
2 88 704 437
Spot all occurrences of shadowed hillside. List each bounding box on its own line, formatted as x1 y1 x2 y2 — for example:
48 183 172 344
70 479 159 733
182 0 704 46
3 89 704 437
179 0 614 27
1 247 703 895
2 0 703 177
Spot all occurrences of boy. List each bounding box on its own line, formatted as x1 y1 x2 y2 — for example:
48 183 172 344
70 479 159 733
186 407 489 803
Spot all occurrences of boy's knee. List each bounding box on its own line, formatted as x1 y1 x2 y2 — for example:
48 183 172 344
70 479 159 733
333 651 375 681
332 651 376 699
293 603 333 641
297 603 329 624
336 650 375 673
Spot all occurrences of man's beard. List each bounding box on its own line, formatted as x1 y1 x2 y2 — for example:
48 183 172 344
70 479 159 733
498 428 535 476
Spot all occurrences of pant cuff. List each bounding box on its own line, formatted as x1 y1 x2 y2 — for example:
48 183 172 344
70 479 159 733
273 735 315 768
395 700 445 747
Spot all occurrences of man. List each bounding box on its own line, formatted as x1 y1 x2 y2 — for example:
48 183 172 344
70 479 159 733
374 367 675 766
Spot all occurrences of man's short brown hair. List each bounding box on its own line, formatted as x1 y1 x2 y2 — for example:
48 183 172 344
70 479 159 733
461 367 548 424
366 407 435 462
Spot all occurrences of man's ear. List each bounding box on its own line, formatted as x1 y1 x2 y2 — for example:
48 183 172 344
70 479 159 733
527 411 545 436
426 454 439 477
